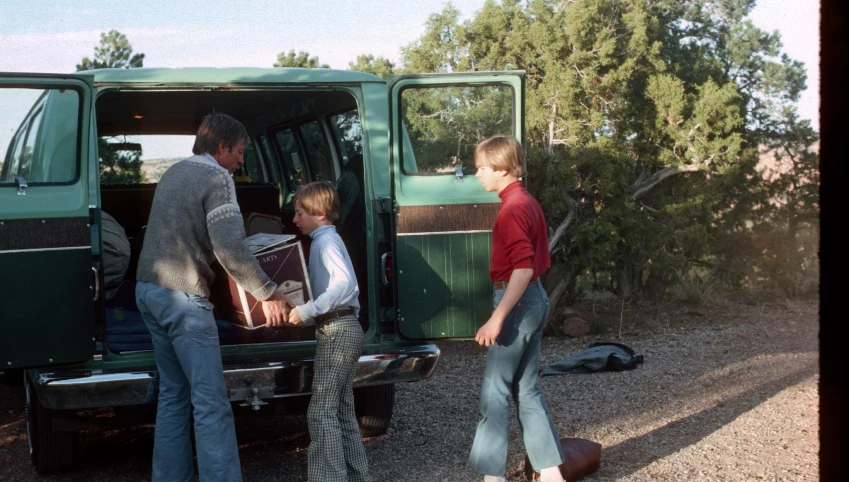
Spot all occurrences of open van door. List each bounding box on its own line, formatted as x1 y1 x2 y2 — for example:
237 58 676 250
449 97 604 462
0 74 97 369
389 72 525 339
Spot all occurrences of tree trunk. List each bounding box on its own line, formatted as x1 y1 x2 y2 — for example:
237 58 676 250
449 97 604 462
616 265 633 299
546 103 557 157
548 193 579 252
787 210 800 274
547 265 578 314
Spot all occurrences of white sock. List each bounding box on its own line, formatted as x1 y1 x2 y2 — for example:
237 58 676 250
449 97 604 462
538 466 566 482
483 476 506 482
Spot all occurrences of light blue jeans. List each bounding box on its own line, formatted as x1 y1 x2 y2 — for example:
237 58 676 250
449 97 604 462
468 281 565 476
136 281 242 482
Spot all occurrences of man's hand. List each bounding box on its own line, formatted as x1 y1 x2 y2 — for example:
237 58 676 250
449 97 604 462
475 316 504 347
263 292 294 327
288 306 303 325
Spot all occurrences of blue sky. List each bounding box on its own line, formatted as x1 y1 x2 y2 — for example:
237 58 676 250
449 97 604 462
0 0 819 129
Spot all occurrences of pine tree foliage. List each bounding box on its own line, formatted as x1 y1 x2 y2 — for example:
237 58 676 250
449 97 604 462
401 0 818 302
348 54 396 79
76 29 145 71
77 30 147 185
273 50 330 68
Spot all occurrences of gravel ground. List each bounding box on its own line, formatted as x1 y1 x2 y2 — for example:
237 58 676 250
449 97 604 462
0 297 818 481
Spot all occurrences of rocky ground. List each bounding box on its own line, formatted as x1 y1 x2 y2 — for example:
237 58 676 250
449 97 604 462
0 296 818 481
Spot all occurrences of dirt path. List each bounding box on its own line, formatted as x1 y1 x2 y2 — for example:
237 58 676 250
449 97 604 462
0 297 818 481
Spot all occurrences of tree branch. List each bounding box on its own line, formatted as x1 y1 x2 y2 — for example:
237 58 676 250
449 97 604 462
639 201 661 213
548 192 579 252
624 164 701 200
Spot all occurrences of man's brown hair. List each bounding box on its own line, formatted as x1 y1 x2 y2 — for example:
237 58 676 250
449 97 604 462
293 181 341 223
474 134 526 178
192 113 250 155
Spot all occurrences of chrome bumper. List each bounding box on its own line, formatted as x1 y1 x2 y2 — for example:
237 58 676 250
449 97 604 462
33 344 440 410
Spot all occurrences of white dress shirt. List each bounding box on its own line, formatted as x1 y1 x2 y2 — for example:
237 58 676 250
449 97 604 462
295 224 360 322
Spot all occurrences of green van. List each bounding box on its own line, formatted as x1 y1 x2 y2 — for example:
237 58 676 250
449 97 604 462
0 68 524 472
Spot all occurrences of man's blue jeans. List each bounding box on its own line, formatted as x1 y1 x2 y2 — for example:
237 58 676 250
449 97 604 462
468 281 565 476
136 281 242 482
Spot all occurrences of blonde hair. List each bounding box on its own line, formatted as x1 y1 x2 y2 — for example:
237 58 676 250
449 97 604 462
293 181 340 222
474 135 526 178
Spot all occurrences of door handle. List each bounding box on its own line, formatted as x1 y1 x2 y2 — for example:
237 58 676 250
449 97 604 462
380 252 392 285
91 266 100 302
15 175 28 195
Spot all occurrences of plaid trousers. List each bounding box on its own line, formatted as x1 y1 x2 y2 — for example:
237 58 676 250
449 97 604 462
307 315 371 482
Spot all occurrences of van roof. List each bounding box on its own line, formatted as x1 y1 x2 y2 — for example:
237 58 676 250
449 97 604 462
85 67 386 85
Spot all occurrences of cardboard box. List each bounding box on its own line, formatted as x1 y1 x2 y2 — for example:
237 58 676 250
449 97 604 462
215 237 313 330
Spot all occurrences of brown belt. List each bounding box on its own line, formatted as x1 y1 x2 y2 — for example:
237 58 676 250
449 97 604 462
314 307 355 324
493 278 541 290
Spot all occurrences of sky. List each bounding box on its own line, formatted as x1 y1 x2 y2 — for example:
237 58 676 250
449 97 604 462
0 0 820 129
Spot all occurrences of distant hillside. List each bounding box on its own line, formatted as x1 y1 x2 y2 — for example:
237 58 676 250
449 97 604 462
757 141 819 181
141 157 183 183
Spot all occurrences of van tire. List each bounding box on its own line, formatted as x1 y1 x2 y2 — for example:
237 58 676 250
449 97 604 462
353 384 395 438
25 377 78 473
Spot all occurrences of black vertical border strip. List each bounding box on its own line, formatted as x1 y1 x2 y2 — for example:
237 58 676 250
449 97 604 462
819 0 846 479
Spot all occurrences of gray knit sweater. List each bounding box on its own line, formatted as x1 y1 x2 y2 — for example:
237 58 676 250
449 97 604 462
136 154 277 300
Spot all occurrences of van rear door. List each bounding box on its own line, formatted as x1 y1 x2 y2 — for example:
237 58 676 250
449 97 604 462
0 74 97 369
388 72 525 339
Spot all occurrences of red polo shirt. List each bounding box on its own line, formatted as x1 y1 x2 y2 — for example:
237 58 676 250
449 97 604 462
490 181 551 282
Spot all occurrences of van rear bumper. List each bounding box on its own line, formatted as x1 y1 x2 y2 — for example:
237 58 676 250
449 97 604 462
32 344 440 410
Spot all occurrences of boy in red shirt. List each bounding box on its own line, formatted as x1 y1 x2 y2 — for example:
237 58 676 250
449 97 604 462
469 135 566 482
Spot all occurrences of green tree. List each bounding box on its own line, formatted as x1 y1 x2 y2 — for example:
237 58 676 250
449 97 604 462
348 54 395 79
273 50 330 68
401 0 817 306
751 107 819 295
97 139 147 185
78 30 147 184
76 29 145 71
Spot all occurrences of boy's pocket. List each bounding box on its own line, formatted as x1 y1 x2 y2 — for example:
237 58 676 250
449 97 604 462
514 301 546 334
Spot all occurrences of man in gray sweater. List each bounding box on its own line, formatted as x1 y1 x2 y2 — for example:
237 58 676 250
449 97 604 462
135 113 289 482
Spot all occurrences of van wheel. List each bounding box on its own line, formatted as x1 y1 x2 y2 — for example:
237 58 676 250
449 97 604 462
353 384 395 438
25 377 78 473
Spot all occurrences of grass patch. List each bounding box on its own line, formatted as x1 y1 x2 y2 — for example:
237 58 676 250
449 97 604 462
669 269 728 306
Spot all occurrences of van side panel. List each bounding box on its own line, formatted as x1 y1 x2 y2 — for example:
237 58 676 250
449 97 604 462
360 83 392 200
396 231 493 338
0 248 95 368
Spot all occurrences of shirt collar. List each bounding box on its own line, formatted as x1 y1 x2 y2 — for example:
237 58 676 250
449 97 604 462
309 224 336 240
200 152 219 166
498 180 524 200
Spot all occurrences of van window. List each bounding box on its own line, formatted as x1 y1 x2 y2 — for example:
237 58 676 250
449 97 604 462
0 88 80 185
300 121 336 182
399 84 514 175
233 141 268 183
99 135 194 184
330 111 363 165
274 128 307 191
99 135 269 185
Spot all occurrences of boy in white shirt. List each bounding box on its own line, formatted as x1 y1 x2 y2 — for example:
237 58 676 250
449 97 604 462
287 181 370 482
